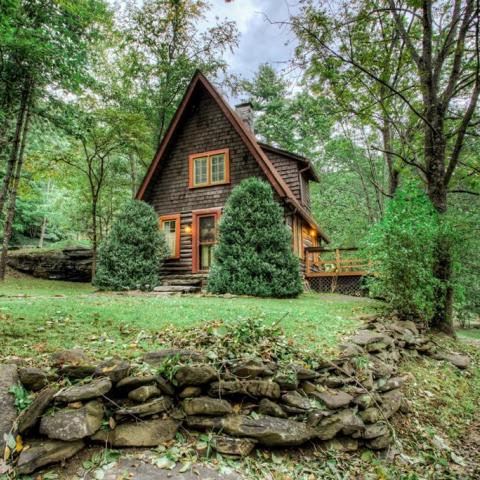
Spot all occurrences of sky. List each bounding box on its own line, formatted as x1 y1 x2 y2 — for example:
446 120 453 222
204 0 301 82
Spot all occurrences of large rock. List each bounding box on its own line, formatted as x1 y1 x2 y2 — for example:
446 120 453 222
366 432 392 449
212 435 256 456
360 422 389 440
391 320 419 336
274 373 298 391
179 386 202 398
209 380 280 399
0 364 18 451
51 348 88 367
432 352 470 370
91 418 181 447
18 367 48 391
16 439 84 475
7 246 93 282
232 359 274 378
17 387 57 433
359 407 382 424
115 396 173 419
142 349 204 366
156 375 176 396
116 375 158 391
281 391 311 410
316 390 353 409
54 377 112 403
175 365 217 387
40 400 104 441
380 388 403 419
184 415 224 430
292 365 319 381
350 330 387 346
376 375 408 393
128 385 160 403
94 358 130 383
258 399 287 418
182 397 232 416
58 364 96 379
220 415 316 447
316 409 364 440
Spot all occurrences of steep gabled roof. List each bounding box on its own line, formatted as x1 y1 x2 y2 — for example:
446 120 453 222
258 142 320 182
136 71 329 243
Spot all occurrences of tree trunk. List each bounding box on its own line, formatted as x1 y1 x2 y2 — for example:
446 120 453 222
381 119 399 196
0 81 30 218
91 195 98 277
129 154 137 198
427 177 454 335
38 216 47 248
424 110 454 334
0 100 32 280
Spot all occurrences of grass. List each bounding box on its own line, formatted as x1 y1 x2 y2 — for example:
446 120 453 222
457 328 480 340
0 276 379 363
0 276 94 296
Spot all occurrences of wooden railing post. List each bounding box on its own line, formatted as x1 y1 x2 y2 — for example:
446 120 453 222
335 248 340 272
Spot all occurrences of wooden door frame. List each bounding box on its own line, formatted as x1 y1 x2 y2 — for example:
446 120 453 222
192 207 222 273
159 213 181 259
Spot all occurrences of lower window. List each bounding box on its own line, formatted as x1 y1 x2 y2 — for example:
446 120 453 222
159 214 181 259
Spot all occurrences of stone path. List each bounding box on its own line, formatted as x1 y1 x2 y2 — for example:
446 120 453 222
84 457 242 480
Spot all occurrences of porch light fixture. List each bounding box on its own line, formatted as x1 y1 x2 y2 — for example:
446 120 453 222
184 224 192 235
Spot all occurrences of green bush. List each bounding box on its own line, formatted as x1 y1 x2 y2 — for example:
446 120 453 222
93 200 169 291
207 177 303 298
364 182 440 322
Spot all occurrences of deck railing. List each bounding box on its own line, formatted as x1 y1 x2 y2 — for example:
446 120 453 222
305 247 371 277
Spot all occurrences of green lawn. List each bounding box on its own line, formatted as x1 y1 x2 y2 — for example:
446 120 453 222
0 276 379 364
457 328 480 340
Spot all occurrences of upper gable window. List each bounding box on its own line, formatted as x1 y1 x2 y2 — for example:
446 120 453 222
189 149 230 188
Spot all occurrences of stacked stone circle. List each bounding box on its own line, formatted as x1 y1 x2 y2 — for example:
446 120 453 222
0 317 470 475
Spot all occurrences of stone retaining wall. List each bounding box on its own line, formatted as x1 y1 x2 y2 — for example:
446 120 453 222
0 316 470 475
7 246 93 282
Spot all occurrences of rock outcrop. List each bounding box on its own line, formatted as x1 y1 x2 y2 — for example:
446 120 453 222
7 246 93 282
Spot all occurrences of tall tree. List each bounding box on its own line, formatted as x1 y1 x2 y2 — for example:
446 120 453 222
241 64 333 159
292 0 480 333
118 0 239 146
0 0 110 279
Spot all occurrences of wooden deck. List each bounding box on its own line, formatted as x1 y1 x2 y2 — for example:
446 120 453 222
305 247 371 277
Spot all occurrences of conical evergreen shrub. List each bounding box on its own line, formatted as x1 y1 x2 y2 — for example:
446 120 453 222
208 177 303 297
93 200 169 291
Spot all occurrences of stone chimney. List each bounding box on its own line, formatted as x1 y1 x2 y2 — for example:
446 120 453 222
235 102 254 133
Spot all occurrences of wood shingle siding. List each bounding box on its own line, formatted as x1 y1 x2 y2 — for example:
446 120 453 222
263 150 302 205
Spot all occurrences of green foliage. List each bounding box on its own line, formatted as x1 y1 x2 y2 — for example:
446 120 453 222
93 200 168 291
207 178 303 298
241 63 333 159
364 182 440 322
8 383 32 412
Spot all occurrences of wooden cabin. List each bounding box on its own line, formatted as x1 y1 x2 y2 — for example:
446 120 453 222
136 71 329 283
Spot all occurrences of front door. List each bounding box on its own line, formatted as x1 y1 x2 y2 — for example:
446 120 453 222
192 208 221 273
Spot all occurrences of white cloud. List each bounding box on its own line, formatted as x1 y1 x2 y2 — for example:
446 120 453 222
205 0 300 80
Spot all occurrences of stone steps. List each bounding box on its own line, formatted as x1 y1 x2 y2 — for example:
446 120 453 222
153 285 200 294
155 274 207 294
